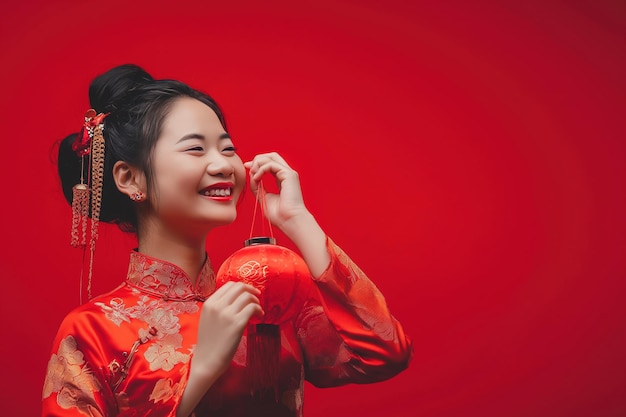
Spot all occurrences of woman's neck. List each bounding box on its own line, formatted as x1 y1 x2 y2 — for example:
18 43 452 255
137 220 210 284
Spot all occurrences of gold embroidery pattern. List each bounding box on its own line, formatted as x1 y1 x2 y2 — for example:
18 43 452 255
237 260 269 291
96 295 197 373
95 293 196 406
42 335 102 416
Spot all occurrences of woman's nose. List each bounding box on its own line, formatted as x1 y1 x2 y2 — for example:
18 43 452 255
206 152 234 177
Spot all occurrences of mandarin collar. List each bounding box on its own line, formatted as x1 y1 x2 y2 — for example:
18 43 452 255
125 250 215 302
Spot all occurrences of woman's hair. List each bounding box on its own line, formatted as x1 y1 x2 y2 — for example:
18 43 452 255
58 64 226 233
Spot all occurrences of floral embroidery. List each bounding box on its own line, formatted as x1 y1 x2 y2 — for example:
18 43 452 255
149 378 181 403
144 333 189 371
95 252 207 375
126 250 215 301
147 305 182 336
94 298 131 326
42 335 102 415
95 296 197 373
149 363 188 404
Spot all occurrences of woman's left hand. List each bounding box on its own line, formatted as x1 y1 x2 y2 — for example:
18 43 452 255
244 152 309 231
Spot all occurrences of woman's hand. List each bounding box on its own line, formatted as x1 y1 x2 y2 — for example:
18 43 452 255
244 152 331 277
194 281 263 373
177 282 263 416
244 152 309 231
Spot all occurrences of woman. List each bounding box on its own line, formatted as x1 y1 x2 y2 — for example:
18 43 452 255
43 64 412 417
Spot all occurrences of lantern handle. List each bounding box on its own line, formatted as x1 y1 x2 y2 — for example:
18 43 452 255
249 180 275 241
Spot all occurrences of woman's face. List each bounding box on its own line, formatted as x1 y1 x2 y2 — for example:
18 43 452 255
147 97 245 235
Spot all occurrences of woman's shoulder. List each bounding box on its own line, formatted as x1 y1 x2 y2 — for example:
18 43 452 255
55 283 134 334
50 282 152 357
65 282 129 313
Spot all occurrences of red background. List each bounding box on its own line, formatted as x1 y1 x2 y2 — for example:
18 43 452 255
1 1 624 416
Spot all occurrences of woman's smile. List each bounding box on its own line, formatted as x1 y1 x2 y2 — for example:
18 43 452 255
199 182 234 200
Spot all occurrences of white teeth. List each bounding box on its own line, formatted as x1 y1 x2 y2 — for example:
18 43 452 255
202 188 231 197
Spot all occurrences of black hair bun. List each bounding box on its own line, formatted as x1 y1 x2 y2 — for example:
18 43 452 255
89 64 154 113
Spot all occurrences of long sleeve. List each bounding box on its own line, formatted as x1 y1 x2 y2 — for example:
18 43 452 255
297 238 412 387
42 309 117 417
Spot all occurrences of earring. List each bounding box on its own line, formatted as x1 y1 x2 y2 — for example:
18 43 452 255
130 191 145 201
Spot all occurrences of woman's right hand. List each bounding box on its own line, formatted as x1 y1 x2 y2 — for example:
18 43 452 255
177 281 263 416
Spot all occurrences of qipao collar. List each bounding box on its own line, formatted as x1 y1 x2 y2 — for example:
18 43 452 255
125 250 215 302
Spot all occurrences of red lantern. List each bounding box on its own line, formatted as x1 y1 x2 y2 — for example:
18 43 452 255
216 237 310 324
216 237 311 400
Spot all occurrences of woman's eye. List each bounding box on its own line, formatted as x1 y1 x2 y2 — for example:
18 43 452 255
187 146 204 152
222 146 237 153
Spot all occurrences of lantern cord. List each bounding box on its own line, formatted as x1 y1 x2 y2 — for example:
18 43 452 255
249 181 274 240
261 182 274 239
249 182 259 239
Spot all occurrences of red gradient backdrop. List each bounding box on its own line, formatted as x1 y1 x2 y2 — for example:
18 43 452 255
1 1 624 416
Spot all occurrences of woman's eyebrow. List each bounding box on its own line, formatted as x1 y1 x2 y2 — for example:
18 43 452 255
177 133 205 143
177 133 231 143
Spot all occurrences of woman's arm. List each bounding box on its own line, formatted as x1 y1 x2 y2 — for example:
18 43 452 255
245 153 412 385
176 282 263 417
298 238 412 386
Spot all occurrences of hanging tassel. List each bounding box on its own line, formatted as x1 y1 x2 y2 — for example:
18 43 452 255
70 184 89 248
85 122 106 300
247 323 281 402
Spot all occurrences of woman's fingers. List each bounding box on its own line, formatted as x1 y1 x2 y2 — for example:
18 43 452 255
211 281 260 304
243 152 308 225
197 282 264 350
244 153 296 187
244 152 291 170
223 287 264 318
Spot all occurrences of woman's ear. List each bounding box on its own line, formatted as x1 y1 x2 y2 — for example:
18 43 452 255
112 161 146 198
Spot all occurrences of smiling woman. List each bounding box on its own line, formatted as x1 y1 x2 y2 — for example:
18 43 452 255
43 64 412 417
133 97 246 242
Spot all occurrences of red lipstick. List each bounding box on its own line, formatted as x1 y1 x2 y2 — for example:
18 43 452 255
199 182 234 201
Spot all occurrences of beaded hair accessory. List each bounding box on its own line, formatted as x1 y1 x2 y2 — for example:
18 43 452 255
70 109 109 302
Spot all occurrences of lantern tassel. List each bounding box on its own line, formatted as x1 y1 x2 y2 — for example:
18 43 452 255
247 323 281 402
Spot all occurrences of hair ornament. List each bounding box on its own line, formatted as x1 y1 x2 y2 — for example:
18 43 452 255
70 109 109 303
72 109 109 156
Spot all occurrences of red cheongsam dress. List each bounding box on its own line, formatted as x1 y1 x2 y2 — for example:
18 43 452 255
42 238 412 416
